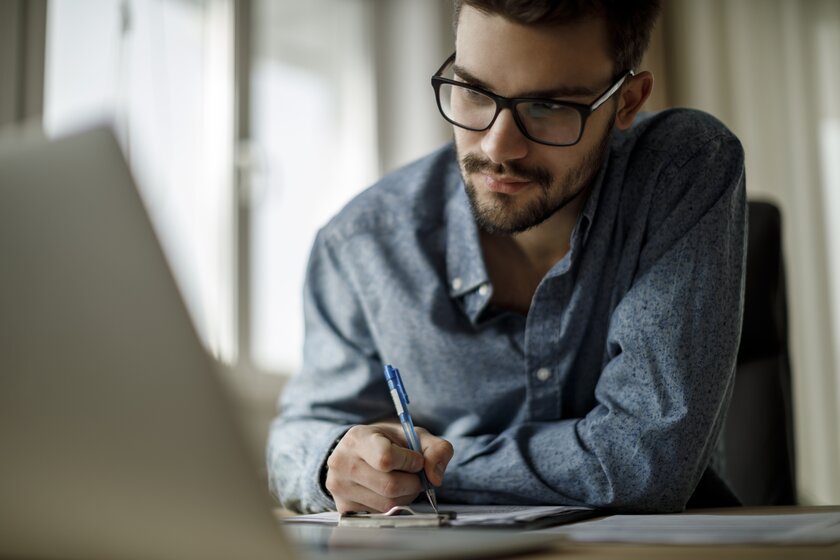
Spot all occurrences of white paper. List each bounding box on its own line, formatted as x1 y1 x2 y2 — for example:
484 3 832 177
282 510 339 524
545 512 840 545
282 504 593 527
413 503 593 526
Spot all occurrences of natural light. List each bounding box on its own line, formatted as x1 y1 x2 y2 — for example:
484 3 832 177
44 0 236 362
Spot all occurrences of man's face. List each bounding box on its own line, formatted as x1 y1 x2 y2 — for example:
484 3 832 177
453 7 619 235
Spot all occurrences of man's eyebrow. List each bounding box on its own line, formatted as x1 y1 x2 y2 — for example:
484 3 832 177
452 63 600 99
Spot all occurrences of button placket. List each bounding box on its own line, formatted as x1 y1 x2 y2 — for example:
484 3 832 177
524 275 570 420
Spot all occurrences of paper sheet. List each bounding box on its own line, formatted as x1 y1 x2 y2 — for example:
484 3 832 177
414 503 595 527
545 512 840 545
282 506 840 544
282 504 594 528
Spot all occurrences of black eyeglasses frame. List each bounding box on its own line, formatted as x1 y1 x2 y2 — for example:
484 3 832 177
431 52 634 147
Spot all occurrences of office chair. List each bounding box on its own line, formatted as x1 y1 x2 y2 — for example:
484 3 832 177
722 200 797 505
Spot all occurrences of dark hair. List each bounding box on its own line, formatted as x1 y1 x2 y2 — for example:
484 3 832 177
452 0 661 73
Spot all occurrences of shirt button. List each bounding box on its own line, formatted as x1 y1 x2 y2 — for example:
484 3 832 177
452 277 463 290
478 283 489 296
536 367 552 382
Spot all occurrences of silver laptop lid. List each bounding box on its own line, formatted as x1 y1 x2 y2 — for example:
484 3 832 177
0 127 296 560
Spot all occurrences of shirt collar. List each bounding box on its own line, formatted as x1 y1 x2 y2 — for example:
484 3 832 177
571 150 609 249
442 146 610 322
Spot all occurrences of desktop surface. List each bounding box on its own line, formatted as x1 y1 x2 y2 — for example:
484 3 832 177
522 506 840 560
278 505 840 560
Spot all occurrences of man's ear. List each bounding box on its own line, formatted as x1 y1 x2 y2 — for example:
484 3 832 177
615 71 654 130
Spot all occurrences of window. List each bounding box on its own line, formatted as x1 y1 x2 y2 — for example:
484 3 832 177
44 0 453 376
248 0 452 374
44 0 236 361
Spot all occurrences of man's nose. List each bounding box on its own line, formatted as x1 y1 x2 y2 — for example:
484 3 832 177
480 109 529 164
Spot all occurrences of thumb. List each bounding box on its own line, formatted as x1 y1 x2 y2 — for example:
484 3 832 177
422 438 454 486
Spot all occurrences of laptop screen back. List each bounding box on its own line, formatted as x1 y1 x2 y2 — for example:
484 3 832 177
0 127 296 560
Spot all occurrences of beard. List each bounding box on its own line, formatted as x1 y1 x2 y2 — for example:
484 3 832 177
458 114 615 236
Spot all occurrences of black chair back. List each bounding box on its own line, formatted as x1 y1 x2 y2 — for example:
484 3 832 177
723 200 797 505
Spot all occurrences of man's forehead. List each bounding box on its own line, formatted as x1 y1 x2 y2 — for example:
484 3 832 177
454 5 614 96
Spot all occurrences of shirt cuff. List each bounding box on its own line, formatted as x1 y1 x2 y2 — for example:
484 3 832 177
308 426 351 511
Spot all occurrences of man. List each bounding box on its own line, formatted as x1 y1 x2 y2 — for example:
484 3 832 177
268 0 747 514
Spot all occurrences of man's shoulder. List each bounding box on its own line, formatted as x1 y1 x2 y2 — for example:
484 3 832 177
601 108 746 241
319 143 458 245
608 108 745 206
624 108 743 166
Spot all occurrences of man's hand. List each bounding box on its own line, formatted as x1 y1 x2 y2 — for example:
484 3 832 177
325 422 454 513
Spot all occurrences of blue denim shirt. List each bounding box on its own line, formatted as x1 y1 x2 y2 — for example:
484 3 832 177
268 109 747 514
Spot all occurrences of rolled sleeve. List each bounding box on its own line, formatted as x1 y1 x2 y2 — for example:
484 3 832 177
266 229 391 513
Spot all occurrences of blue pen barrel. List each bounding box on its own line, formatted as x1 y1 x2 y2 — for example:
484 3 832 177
383 364 439 512
400 413 422 453
384 364 421 452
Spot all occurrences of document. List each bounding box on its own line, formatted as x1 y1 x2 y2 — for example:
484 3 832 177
545 512 840 545
282 503 596 529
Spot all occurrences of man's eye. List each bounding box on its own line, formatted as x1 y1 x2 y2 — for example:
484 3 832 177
526 102 562 118
459 87 492 105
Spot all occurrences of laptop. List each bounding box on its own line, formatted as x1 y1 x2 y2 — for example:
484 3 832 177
0 126 557 559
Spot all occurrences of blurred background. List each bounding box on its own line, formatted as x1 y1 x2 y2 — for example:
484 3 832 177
1 0 837 505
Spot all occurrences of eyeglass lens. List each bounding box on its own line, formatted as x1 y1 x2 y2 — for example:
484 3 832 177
437 83 583 146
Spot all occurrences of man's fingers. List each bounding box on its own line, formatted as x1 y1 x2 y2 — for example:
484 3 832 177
332 477 419 514
330 452 422 497
356 432 424 473
360 462 422 499
367 423 454 483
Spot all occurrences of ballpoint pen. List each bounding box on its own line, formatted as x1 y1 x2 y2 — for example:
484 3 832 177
383 364 439 513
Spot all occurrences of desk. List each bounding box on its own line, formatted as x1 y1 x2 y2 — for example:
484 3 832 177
522 506 840 560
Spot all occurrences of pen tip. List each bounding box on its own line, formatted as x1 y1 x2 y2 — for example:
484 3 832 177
427 489 439 513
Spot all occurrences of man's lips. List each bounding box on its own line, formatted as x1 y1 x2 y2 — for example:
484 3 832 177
481 173 533 194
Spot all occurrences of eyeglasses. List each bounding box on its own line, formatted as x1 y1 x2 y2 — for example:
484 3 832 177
431 53 633 147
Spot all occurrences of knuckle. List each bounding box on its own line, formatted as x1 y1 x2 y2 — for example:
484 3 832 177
344 425 364 443
374 453 394 472
326 450 341 470
325 475 341 497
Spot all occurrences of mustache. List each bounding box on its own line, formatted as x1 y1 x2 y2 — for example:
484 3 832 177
461 153 553 187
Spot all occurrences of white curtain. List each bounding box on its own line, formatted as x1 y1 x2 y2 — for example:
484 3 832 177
663 0 840 505
44 0 236 363
248 0 453 374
